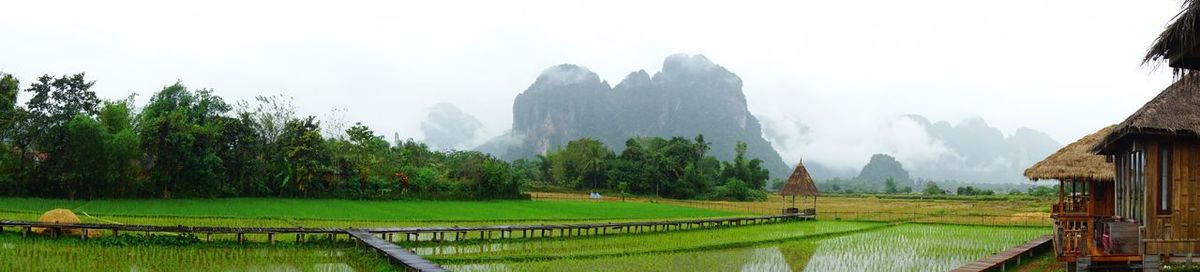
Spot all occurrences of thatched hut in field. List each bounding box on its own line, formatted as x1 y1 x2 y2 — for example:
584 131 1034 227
780 160 819 214
1024 125 1126 266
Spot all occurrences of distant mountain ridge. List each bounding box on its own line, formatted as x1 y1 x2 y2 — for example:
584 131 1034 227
794 115 1062 183
479 54 791 178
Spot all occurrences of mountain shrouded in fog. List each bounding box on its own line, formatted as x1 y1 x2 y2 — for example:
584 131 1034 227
479 54 791 178
762 114 1062 183
421 103 484 151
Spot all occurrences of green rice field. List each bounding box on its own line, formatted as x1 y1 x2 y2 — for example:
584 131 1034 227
0 232 396 271
0 197 1055 271
440 223 1050 272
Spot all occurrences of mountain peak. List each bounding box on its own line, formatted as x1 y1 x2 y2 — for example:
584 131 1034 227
615 70 652 91
533 64 602 87
662 54 719 74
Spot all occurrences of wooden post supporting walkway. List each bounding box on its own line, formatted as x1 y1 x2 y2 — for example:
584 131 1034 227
346 229 447 272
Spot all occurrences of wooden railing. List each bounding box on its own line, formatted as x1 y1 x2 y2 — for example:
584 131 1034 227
1053 213 1090 259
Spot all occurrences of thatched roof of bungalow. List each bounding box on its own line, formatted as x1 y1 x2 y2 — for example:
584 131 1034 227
1094 78 1200 154
780 160 819 196
1024 125 1115 182
1146 0 1200 75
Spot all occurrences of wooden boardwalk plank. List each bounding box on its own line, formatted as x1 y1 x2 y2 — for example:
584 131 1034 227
346 229 448 272
952 235 1053 272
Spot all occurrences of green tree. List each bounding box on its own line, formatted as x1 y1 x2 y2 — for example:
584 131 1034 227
0 74 18 142
277 116 330 196
99 101 141 197
721 141 769 189
884 178 898 194
20 74 101 197
923 182 945 195
57 115 109 199
552 138 613 190
343 122 389 194
138 83 230 198
0 74 19 193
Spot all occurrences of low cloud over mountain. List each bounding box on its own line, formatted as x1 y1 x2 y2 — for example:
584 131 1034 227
761 114 1061 183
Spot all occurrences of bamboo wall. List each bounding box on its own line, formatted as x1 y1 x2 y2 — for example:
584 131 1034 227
1141 138 1200 255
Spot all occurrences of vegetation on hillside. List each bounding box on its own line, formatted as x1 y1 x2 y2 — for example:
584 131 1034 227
0 73 521 199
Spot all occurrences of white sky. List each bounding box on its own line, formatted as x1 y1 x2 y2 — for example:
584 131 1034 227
0 0 1184 167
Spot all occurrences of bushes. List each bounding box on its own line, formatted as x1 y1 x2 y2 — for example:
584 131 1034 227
711 178 767 201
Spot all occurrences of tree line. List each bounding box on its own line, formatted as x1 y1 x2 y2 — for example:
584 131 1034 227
517 136 772 201
0 73 521 199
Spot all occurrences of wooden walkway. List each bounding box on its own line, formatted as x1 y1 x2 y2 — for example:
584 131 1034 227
0 213 810 243
346 229 446 272
952 235 1054 272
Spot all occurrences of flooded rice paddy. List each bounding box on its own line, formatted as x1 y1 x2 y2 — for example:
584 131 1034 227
438 223 1049 272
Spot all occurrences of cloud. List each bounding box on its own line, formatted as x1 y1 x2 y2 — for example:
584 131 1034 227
420 103 484 151
759 113 955 174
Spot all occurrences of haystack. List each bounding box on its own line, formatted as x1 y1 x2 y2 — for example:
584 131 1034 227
31 208 97 237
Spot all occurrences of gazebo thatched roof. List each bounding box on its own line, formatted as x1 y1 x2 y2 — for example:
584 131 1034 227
1095 78 1200 154
1146 0 1200 76
780 160 819 196
1024 125 1115 182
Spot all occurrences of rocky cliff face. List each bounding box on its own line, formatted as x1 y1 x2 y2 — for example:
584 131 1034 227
856 154 912 187
487 54 790 178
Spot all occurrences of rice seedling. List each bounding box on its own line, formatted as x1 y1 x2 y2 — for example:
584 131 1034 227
414 221 884 263
802 224 1048 271
440 224 1050 272
0 232 397 271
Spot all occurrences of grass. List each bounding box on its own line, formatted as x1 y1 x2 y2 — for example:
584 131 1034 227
1014 251 1065 272
442 223 1051 272
0 232 396 271
0 197 739 224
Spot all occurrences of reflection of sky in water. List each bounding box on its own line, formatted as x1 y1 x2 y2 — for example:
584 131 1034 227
739 247 791 272
410 243 509 255
428 225 1043 272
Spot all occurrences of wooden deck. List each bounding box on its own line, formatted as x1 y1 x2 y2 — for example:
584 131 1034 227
953 235 1054 272
346 229 447 272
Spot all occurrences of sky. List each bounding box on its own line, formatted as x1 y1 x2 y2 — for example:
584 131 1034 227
0 0 1185 170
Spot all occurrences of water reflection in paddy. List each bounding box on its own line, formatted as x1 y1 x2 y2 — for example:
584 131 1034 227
438 224 1049 272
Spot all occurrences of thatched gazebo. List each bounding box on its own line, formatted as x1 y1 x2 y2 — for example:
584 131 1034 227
1023 125 1118 265
1024 125 1116 183
780 160 819 215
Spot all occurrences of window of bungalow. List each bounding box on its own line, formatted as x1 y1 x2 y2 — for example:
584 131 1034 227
1116 154 1125 218
1132 149 1145 222
1159 144 1172 215
1116 145 1146 222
